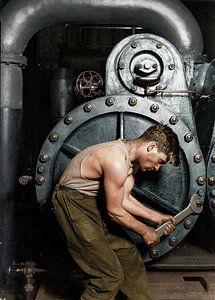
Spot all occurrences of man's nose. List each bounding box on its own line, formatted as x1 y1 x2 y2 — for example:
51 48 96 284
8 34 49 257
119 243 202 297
155 165 161 171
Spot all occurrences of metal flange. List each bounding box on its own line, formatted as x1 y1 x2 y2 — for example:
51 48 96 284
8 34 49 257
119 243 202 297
35 95 206 262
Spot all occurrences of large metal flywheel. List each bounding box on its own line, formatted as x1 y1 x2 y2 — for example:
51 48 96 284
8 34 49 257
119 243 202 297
35 95 206 262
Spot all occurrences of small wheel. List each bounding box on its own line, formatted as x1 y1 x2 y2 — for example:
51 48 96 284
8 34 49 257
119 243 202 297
75 70 104 99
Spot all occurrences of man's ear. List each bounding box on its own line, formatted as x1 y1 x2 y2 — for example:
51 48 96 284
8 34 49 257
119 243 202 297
147 141 158 152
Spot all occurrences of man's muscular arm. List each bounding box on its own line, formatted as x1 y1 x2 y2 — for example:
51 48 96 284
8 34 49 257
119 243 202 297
103 153 160 246
122 193 176 235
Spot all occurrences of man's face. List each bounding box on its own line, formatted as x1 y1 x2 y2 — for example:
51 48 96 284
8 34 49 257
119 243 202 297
139 142 168 172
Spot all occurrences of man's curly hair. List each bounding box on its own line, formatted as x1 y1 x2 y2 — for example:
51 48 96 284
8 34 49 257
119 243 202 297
138 124 180 166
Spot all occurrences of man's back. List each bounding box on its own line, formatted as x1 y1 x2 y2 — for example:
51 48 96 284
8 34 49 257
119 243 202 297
59 139 132 196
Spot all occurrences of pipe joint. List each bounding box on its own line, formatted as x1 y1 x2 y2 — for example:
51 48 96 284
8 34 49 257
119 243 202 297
0 54 27 67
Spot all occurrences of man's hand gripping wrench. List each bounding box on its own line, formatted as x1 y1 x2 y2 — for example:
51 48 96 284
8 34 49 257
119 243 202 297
155 194 204 238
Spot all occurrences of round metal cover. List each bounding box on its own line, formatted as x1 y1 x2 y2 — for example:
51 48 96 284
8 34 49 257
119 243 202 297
35 95 206 262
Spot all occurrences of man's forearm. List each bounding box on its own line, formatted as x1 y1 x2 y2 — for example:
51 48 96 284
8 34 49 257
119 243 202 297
122 194 162 223
107 206 149 236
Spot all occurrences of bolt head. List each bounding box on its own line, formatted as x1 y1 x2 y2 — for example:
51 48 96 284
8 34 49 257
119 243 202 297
184 133 193 143
118 63 125 70
208 176 215 186
194 154 203 163
184 219 193 229
64 115 73 125
36 175 45 185
169 237 178 247
49 133 58 142
39 154 49 163
131 41 138 48
197 176 206 185
150 249 159 258
168 64 175 70
128 97 137 106
131 85 137 92
150 104 159 113
169 115 178 125
106 97 114 106
83 103 93 112
156 42 163 49
37 166 45 174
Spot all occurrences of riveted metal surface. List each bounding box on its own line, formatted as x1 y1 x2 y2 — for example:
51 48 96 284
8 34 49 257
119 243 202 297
207 138 215 216
35 95 206 262
117 35 175 96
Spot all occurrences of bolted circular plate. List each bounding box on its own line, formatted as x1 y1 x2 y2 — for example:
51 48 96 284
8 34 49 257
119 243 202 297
117 34 176 95
35 95 206 262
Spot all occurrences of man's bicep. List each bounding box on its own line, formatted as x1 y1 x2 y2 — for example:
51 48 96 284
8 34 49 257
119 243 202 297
103 162 127 211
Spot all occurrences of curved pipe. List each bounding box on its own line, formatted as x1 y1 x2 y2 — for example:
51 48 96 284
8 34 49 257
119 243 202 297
0 0 203 55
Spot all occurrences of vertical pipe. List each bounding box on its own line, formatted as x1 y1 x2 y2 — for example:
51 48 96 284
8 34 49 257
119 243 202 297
50 68 77 125
0 62 24 280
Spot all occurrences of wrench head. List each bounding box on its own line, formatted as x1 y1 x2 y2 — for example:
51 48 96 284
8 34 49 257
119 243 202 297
190 194 204 213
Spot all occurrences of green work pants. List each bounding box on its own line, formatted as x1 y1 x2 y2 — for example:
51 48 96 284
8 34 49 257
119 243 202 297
51 184 153 300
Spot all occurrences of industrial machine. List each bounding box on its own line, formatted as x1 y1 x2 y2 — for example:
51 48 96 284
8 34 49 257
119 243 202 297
0 0 215 299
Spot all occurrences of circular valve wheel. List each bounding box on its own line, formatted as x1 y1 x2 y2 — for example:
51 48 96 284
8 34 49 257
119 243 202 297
75 70 104 99
35 95 206 262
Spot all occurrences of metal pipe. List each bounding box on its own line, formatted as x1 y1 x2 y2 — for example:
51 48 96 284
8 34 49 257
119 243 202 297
0 0 203 56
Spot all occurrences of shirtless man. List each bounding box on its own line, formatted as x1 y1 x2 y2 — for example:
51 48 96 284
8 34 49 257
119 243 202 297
51 123 179 300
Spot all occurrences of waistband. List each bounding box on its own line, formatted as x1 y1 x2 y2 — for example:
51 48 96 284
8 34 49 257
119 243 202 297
55 184 89 199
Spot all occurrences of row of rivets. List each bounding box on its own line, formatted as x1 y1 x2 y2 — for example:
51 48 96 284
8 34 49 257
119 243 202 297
155 42 175 70
150 218 194 258
37 153 49 183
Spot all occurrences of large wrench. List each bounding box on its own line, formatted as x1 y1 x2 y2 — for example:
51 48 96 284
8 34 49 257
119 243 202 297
155 194 203 238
